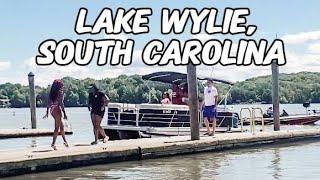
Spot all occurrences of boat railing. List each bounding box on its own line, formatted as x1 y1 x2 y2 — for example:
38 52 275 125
109 109 191 127
215 115 234 128
107 103 234 128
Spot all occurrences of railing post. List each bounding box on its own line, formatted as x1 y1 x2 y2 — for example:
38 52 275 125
28 72 37 129
117 107 121 125
224 93 228 111
135 108 139 126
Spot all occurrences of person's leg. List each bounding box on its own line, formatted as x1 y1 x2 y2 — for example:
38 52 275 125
94 121 100 143
51 108 62 150
207 119 213 135
91 113 98 144
212 118 216 136
52 117 59 150
91 113 96 137
204 117 211 134
95 114 109 143
203 106 211 135
211 106 217 136
59 119 68 147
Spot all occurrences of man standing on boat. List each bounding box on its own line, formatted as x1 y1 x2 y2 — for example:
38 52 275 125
88 84 110 145
202 79 218 136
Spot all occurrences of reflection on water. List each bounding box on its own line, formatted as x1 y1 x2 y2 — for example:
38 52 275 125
6 140 320 180
270 149 282 179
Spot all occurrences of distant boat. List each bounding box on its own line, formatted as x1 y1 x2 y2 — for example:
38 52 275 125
0 99 10 108
254 103 320 125
243 111 320 126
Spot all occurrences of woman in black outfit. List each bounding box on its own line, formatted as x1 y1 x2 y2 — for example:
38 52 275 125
88 84 109 145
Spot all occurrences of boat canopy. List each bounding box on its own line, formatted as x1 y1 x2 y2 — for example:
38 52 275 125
142 71 234 85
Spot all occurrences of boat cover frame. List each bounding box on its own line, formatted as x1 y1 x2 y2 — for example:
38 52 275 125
142 71 234 85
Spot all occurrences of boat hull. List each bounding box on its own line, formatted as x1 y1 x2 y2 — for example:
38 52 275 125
103 125 242 140
243 115 320 125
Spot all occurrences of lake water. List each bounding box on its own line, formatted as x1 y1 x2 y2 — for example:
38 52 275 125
1 104 320 179
6 139 320 180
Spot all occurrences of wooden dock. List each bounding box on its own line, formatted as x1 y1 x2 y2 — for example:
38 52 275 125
0 129 73 139
1 129 320 177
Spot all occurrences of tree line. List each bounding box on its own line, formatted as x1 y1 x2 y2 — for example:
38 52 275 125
0 72 319 108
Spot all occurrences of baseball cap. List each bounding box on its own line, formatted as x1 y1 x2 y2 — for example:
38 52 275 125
87 83 99 90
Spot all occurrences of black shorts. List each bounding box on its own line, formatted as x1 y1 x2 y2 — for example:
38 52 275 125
91 110 105 118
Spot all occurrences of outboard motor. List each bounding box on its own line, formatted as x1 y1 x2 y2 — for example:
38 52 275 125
303 102 311 115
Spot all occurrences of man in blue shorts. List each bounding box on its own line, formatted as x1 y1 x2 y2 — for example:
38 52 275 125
202 79 218 136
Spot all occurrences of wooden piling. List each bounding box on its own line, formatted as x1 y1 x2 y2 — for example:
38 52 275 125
28 72 37 129
187 64 200 140
272 61 280 131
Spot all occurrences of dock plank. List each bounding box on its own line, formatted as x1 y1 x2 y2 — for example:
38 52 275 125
1 129 320 177
0 129 73 139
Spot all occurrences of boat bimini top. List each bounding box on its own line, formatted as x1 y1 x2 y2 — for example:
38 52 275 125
142 71 234 85
142 71 234 108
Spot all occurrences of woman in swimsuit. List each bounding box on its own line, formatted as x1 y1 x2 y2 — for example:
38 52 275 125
161 92 172 104
43 79 69 150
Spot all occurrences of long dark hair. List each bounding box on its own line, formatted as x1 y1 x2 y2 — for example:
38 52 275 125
163 92 171 102
49 79 63 102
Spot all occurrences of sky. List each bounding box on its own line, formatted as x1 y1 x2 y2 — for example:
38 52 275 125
0 0 319 86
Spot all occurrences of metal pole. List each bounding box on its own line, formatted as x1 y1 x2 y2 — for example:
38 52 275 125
272 61 280 131
187 64 200 140
224 93 227 111
28 72 37 129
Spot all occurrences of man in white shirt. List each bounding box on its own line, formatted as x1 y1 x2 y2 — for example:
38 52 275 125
202 79 218 136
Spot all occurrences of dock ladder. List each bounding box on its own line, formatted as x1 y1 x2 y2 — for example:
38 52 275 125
240 107 265 134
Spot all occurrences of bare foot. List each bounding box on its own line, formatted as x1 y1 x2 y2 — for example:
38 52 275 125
63 142 69 148
204 132 211 136
103 136 109 143
51 144 57 150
